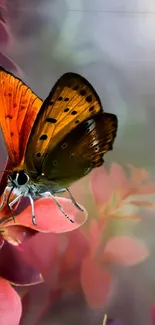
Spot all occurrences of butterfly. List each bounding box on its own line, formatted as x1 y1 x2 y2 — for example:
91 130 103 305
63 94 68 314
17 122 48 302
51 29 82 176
0 66 118 225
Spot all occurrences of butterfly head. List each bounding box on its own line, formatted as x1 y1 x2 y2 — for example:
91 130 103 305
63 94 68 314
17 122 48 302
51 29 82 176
8 170 30 188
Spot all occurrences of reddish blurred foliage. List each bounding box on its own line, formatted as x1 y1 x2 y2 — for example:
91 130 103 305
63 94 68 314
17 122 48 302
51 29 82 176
102 314 126 325
7 0 42 8
0 0 43 73
103 236 148 266
0 0 21 72
151 305 155 325
0 0 7 9
17 163 155 324
106 318 126 325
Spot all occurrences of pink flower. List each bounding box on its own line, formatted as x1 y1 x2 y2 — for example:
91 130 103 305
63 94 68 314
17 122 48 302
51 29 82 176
80 163 154 308
19 230 90 324
90 163 155 220
0 166 87 325
18 163 153 322
80 221 149 308
0 196 41 325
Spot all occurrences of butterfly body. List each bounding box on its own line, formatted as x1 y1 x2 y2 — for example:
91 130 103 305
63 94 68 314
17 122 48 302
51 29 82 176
0 66 118 224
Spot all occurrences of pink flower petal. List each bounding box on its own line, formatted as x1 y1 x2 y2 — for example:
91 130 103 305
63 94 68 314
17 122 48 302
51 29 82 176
23 231 89 282
5 197 88 233
89 220 104 256
130 200 155 208
103 236 149 266
90 167 112 205
22 233 62 280
134 183 155 195
0 241 43 285
127 165 149 183
81 256 112 307
2 225 37 246
109 213 140 221
60 231 89 273
90 164 131 207
109 163 130 193
0 278 22 325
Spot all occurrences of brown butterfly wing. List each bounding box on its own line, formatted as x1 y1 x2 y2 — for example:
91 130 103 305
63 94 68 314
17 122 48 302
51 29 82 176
25 73 103 173
0 66 42 168
29 112 118 191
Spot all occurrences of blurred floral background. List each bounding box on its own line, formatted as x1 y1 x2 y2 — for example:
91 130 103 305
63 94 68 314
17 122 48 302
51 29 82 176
1 0 155 325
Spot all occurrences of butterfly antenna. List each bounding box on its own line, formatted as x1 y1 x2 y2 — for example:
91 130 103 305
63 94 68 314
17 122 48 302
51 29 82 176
0 169 12 173
0 169 37 174
29 170 38 174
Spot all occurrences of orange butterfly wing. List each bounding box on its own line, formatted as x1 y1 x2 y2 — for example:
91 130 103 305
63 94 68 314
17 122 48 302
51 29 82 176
0 66 42 169
25 73 103 173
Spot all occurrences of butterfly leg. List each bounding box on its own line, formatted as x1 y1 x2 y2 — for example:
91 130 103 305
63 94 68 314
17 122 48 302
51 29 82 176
0 186 17 223
40 192 74 223
26 194 37 226
0 186 8 210
7 186 17 223
8 193 23 223
66 188 84 212
8 194 23 209
10 193 37 226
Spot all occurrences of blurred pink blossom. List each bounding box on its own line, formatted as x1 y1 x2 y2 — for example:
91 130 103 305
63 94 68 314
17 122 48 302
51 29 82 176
90 163 155 220
80 220 149 308
151 305 155 325
18 163 153 325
